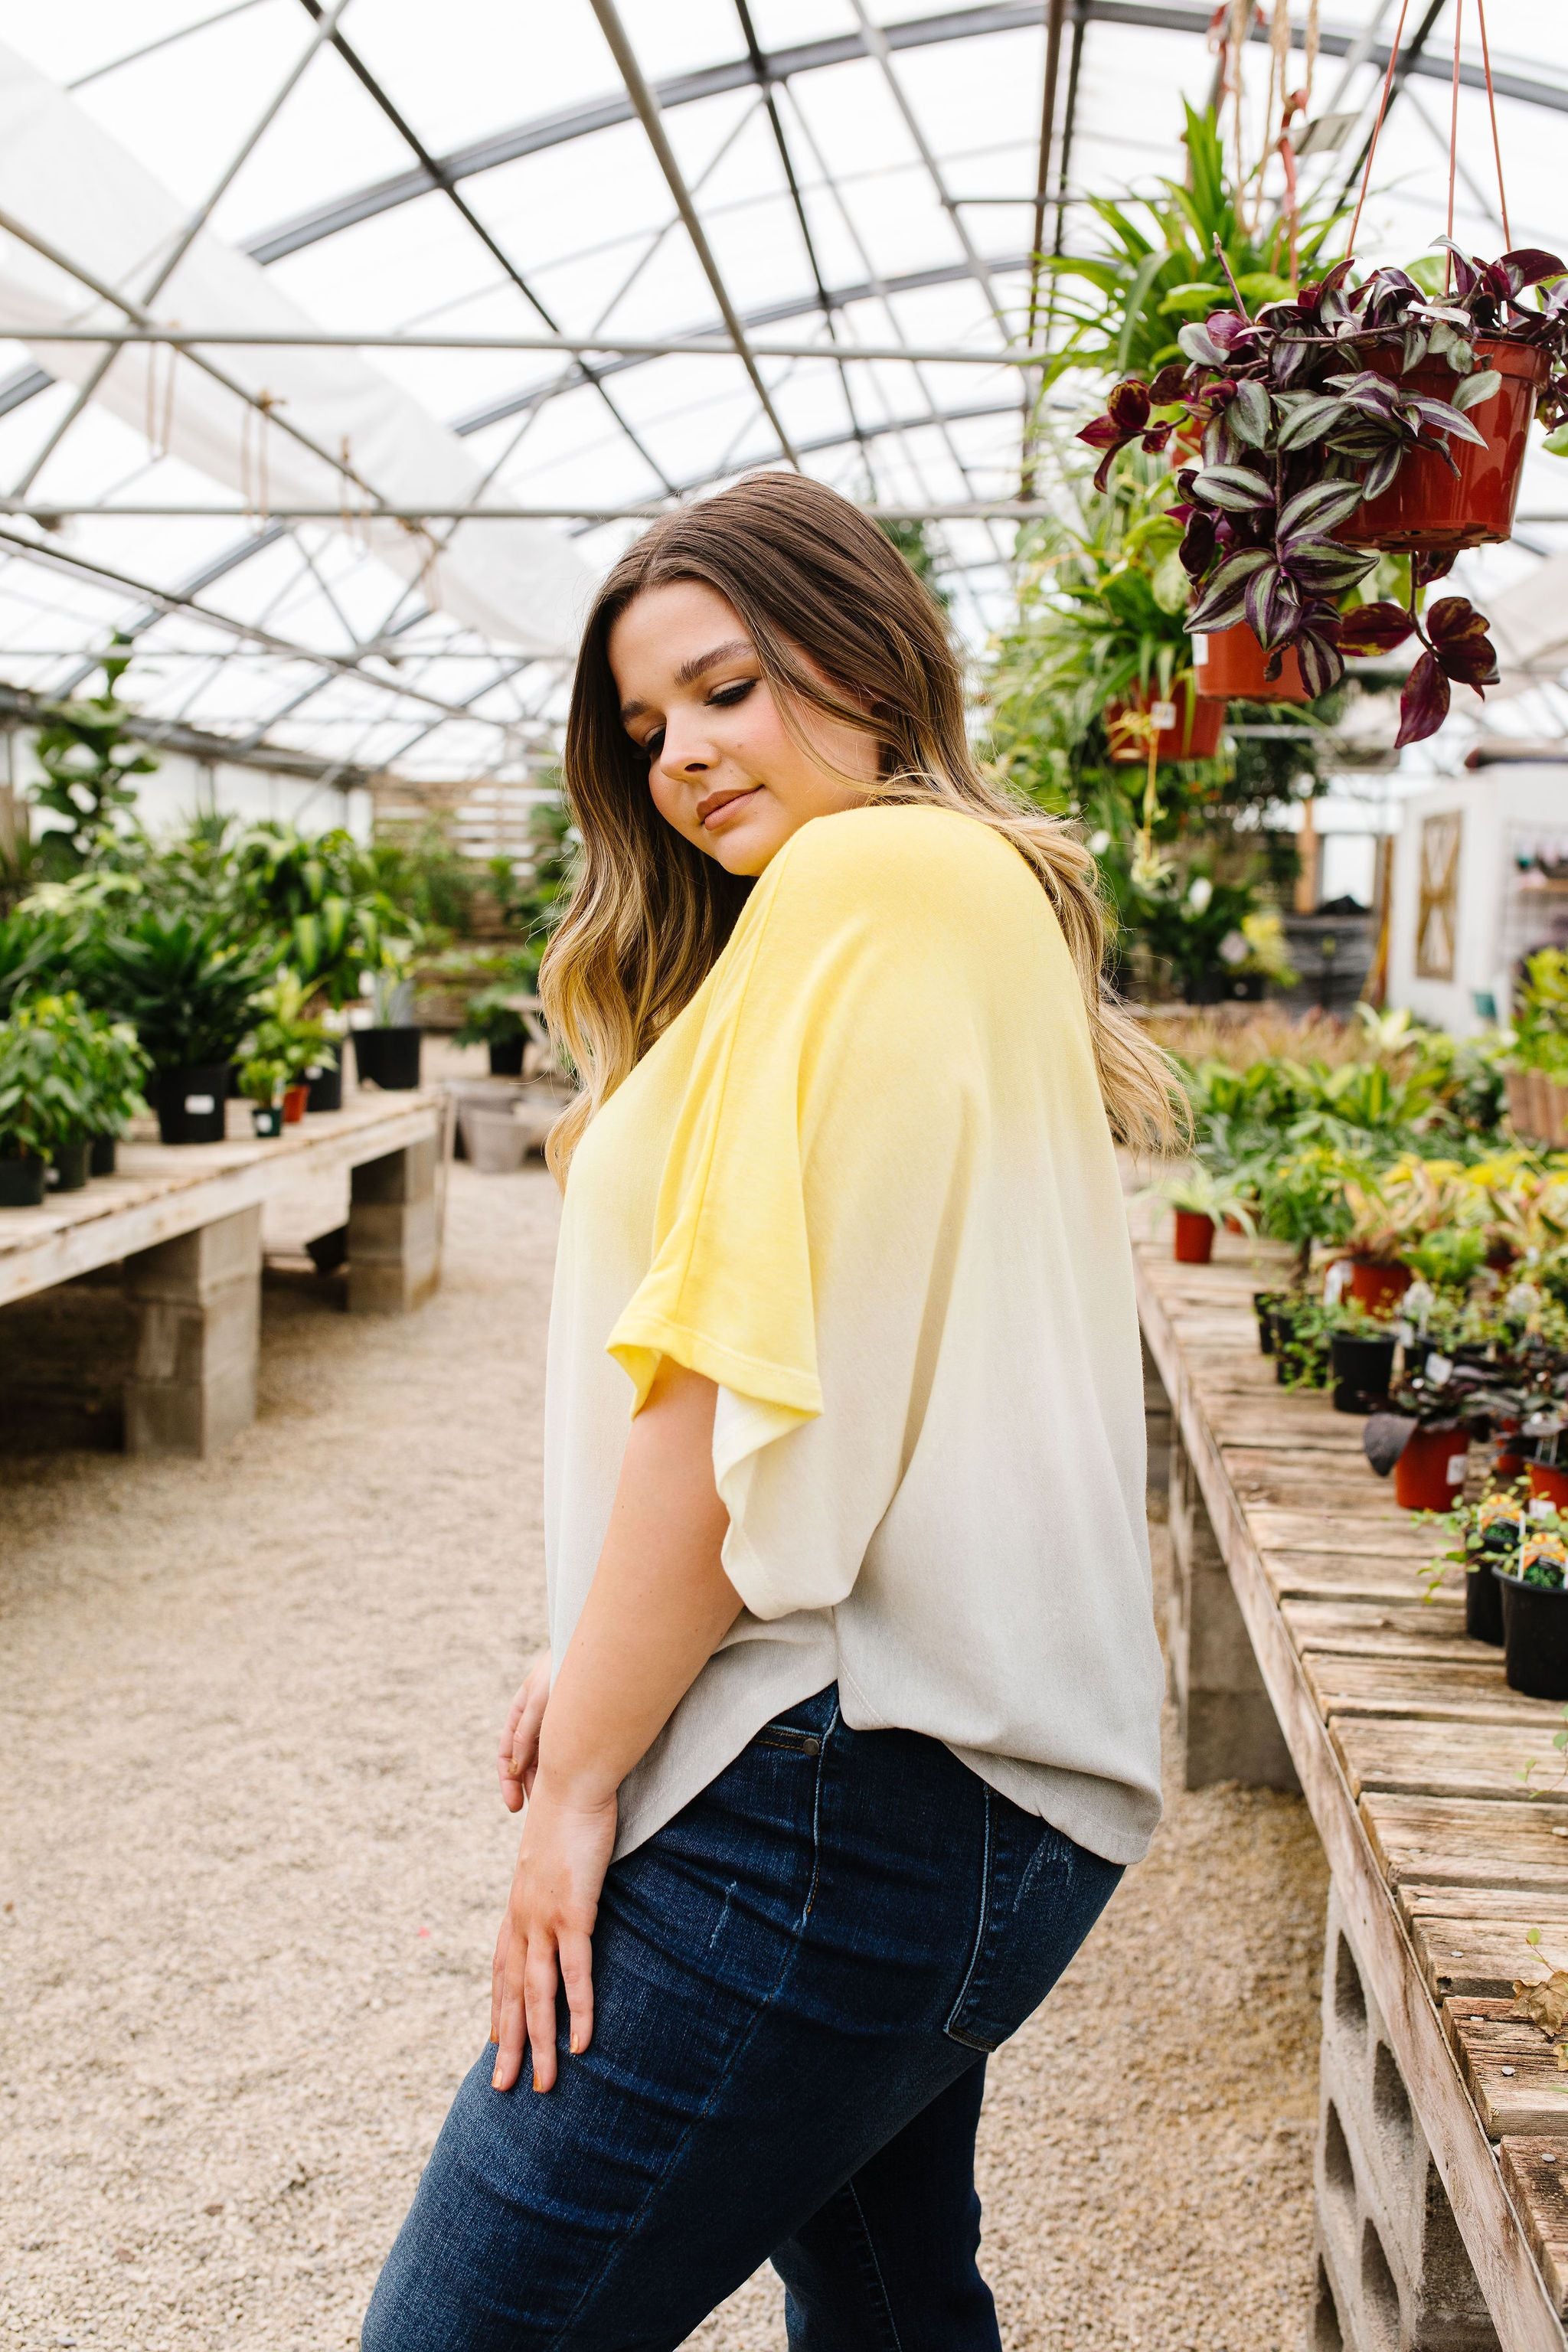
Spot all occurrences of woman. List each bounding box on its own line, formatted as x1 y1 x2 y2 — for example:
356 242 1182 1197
363 472 1179 2351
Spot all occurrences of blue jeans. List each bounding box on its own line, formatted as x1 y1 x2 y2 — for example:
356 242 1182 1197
362 1687 1122 2351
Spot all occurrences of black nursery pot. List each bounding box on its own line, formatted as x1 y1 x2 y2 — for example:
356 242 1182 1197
47 1138 91 1194
304 1059 342 1113
1498 1569 1568 1700
155 1064 230 1145
1253 1290 1282 1357
488 1036 526 1077
1330 1332 1397 1416
89 1132 116 1176
351 1025 422 1092
0 1154 46 1207
1466 1553 1506 1646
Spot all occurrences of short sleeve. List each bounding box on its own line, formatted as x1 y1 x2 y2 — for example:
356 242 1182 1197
605 808 997 1623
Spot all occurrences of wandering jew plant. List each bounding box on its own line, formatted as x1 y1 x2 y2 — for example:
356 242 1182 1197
1078 244 1568 745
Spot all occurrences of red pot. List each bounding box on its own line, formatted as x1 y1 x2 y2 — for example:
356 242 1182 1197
1194 622 1309 704
1105 684 1224 764
282 1083 309 1125
1394 1425 1468 1511
1173 1209 1216 1264
1347 1259 1412 1315
1335 335 1547 554
1527 1461 1568 1510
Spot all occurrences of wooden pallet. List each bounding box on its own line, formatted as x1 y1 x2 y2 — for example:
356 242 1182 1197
1132 1204 1568 2350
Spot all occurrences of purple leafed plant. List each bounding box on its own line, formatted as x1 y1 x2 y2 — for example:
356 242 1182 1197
1076 243 1568 745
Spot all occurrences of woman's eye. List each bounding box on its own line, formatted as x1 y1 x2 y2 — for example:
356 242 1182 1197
709 679 755 709
639 728 665 759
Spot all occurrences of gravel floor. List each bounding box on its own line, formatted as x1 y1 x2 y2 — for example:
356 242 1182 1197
0 1160 1328 2352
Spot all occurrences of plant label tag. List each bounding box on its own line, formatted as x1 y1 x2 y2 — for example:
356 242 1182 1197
1446 1455 1467 1484
185 1094 215 1114
1426 1352 1453 1384
1532 1498 1556 1519
1149 701 1177 730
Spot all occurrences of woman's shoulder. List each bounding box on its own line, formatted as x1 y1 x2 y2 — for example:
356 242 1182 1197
763 802 1037 926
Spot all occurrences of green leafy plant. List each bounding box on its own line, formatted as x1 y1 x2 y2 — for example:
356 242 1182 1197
101 906 276 1071
30 641 160 871
0 993 144 1160
1034 103 1343 390
1154 1163 1256 1228
237 1053 289 1109
243 969 337 1087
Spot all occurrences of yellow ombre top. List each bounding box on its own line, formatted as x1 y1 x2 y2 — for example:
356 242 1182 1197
544 805 1163 1864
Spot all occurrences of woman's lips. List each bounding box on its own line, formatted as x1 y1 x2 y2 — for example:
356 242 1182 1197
699 787 760 831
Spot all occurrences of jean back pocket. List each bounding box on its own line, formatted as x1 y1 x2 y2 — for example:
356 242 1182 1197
945 1790 1123 2052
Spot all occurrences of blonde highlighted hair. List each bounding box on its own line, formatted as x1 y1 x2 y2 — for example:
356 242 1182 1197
543 472 1184 1176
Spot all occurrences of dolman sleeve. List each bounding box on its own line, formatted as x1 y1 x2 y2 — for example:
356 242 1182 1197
606 812 973 1622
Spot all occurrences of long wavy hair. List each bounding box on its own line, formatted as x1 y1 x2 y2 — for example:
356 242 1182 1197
543 472 1184 1177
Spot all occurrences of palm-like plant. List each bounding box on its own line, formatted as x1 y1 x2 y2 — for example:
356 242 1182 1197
101 907 276 1070
1034 103 1343 390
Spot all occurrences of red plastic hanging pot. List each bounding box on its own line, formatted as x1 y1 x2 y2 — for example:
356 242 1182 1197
1347 1258 1412 1315
1334 336 1547 554
1193 622 1310 704
1527 1460 1568 1510
1173 1210 1216 1264
1394 1425 1468 1512
1105 685 1223 763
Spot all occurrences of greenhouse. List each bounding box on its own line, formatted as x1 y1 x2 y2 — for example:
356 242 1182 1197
6 5 1568 2349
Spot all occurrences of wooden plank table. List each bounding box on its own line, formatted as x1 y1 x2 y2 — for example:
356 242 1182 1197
1132 1204 1568 2352
0 1094 443 1454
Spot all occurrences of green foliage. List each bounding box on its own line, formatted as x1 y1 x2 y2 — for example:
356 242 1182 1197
0 992 148 1159
1033 104 1343 390
231 822 416 1009
30 641 159 871
873 515 952 611
242 969 337 1086
100 906 276 1070
1510 949 1568 1080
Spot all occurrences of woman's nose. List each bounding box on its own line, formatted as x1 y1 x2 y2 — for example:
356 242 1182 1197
658 718 712 779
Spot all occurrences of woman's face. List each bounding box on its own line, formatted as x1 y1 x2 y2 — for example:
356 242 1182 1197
607 580 879 877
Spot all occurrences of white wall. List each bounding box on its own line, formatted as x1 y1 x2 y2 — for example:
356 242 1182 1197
1387 764 1568 1032
5 727 372 843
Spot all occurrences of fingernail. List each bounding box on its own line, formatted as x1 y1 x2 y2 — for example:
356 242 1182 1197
532 2068 543 2092
569 2032 580 2055
492 2069 503 2089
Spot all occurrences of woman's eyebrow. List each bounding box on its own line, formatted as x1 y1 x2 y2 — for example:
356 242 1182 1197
675 639 753 688
620 639 754 724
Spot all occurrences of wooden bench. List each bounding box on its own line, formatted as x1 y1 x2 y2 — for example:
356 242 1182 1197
0 1095 443 1457
1132 1200 1568 2352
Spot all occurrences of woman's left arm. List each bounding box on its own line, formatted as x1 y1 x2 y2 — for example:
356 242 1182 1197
490 1358 742 2093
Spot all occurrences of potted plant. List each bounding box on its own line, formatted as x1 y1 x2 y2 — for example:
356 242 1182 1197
238 1054 289 1138
0 1004 60 1204
1193 623 1308 704
80 1006 150 1175
1325 1298 1400 1416
101 906 274 1144
455 977 537 1078
243 972 337 1125
232 822 408 1110
1076 243 1568 745
1498 1522 1568 1702
351 942 424 1093
1424 1483 1532 1645
1155 1165 1255 1264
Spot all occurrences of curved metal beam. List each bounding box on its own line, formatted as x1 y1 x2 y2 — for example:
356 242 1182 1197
242 2 1568 266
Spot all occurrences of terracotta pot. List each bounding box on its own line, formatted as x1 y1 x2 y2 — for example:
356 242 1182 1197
1347 1258 1412 1315
1335 335 1547 554
1105 684 1223 764
1173 1209 1216 1264
282 1083 309 1125
1527 1460 1568 1511
1193 622 1309 704
1394 1424 1468 1511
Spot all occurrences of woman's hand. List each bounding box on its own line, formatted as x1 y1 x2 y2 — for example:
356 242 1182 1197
491 1769 617 2094
495 1648 551 1813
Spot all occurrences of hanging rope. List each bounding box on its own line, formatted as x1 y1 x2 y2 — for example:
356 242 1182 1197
1446 0 1464 286
1303 0 1319 109
143 332 178 462
239 390 280 528
1475 0 1512 250
1347 0 1412 257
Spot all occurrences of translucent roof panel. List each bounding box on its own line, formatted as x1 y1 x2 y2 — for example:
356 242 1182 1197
0 0 1563 784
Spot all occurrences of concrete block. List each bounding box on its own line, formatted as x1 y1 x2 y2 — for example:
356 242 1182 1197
1310 1885 1499 2352
1143 1338 1172 1501
122 1208 262 1459
1168 1426 1299 1792
346 1143 439 1315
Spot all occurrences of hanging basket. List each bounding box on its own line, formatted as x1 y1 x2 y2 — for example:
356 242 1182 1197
1104 685 1223 763
1335 336 1547 554
1194 623 1309 705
